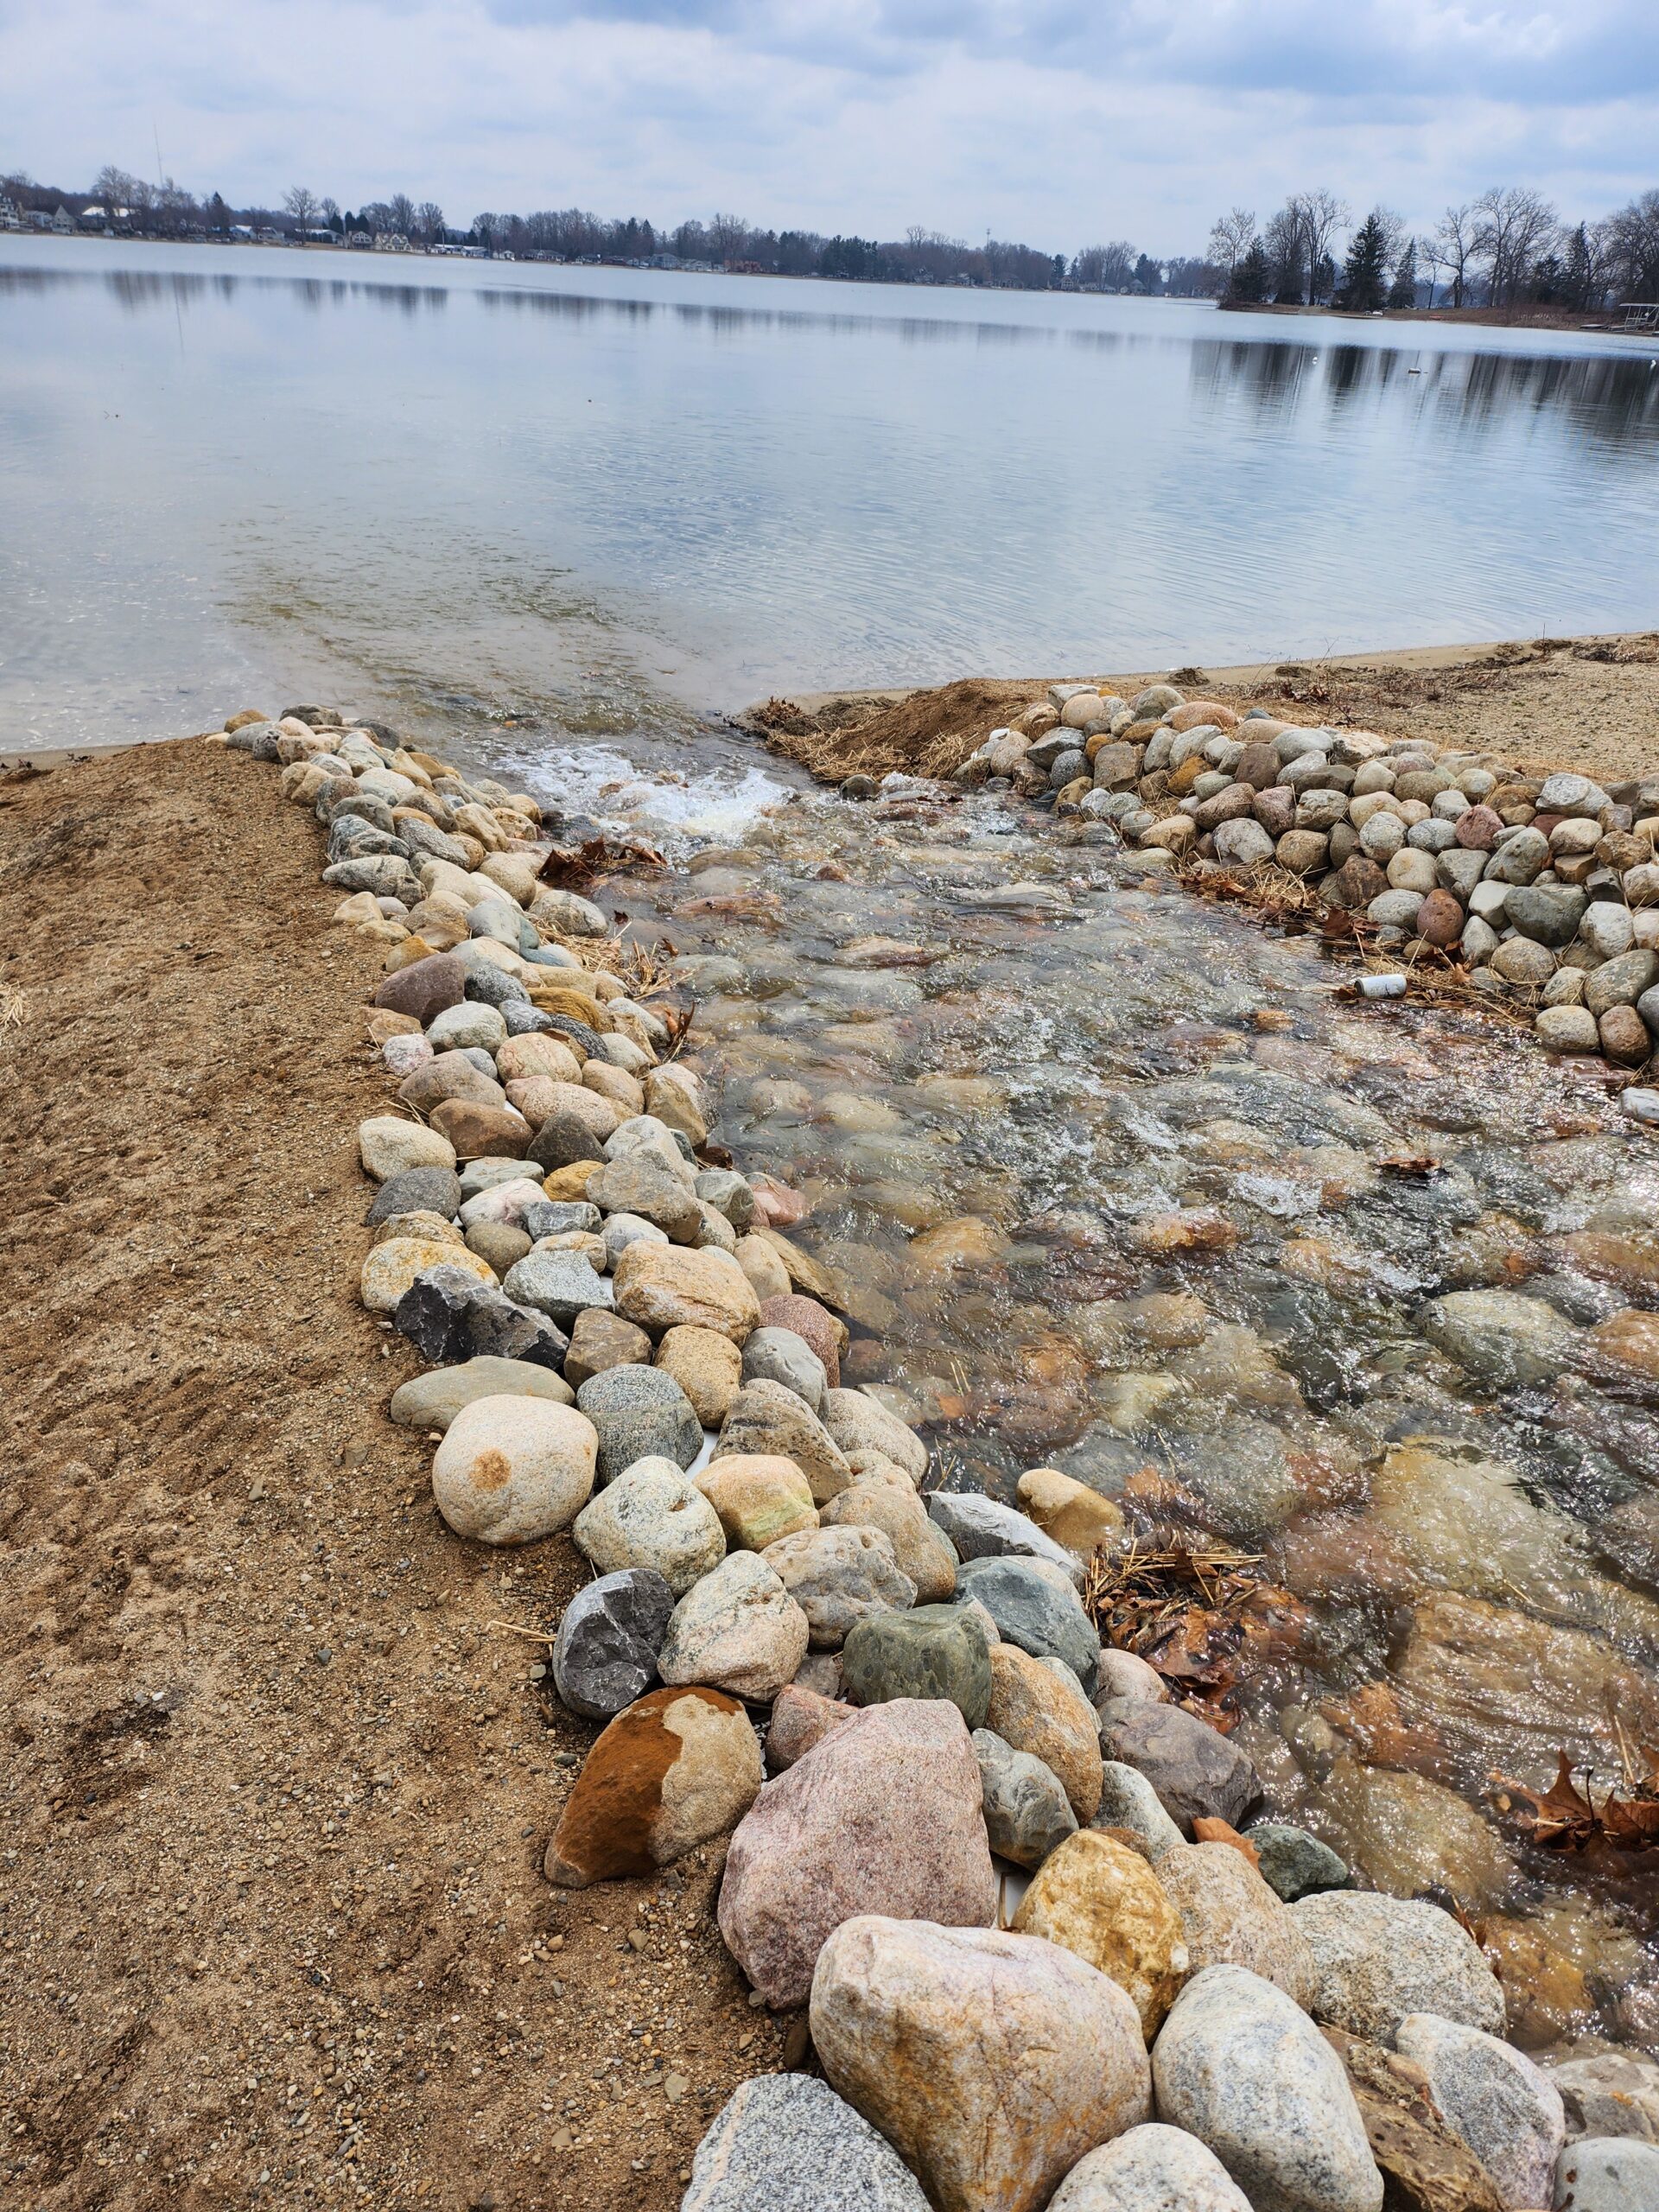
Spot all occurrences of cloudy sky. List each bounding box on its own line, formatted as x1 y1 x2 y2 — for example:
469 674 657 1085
3 0 1656 253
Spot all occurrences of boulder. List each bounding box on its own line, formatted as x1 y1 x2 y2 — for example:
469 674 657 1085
929 1492 1084 1585
761 1526 917 1649
1395 2012 1564 2210
765 1682 855 1772
822 1388 928 1483
696 1453 818 1551
572 1458 726 1594
1293 1891 1505 2040
1546 2050 1659 2145
955 1556 1101 1688
809 1916 1151 2212
758 1293 843 1387
388 1356 574 1430
563 1305 652 1385
1015 1466 1126 1560
1048 2124 1251 2211
357 1115 457 1182
1155 1841 1314 2005
1152 1964 1383 2212
502 1248 615 1328
575 1363 702 1482
821 1483 958 1601
543 1684 761 1887
972 1729 1078 1869
613 1242 762 1343
360 1235 495 1314
1012 1828 1189 2038
1248 1822 1351 1903
1093 1761 1185 1861
391 1264 569 1370
681 2072 931 2212
365 1163 462 1223
372 950 466 1023
720 1703 997 2009
1323 2025 1504 2212
1096 1698 1264 1834
550 1567 675 1721
430 1395 598 1544
1551 2138 1659 2211
587 1151 702 1241
741 1325 827 1411
429 1096 534 1160
718 1377 853 1503
984 1642 1103 1821
655 1552 810 1701
841 1602 993 1728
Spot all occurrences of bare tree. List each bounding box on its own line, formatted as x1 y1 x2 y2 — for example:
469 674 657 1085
1071 240 1137 289
1293 189 1349 302
709 211 749 264
1427 202 1477 307
320 196 340 227
1603 188 1659 301
94 162 140 209
283 185 320 237
416 200 445 246
387 192 416 238
1206 206 1256 280
1472 185 1558 305
1262 205 1306 302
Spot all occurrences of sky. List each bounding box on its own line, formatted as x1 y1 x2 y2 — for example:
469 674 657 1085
3 0 1658 256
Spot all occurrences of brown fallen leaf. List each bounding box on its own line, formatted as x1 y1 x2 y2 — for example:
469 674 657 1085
1192 1817 1261 1870
1380 1154 1444 1179
1490 1749 1659 1853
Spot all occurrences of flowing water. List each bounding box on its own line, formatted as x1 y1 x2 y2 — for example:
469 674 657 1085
498 737 1659 2050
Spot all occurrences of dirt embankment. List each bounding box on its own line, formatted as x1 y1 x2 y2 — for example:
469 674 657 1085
746 632 1659 788
0 743 765 2211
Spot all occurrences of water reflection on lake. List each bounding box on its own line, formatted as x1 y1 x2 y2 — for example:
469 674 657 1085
2 239 1656 755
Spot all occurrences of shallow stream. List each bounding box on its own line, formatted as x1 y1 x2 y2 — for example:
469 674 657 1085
486 733 1659 2051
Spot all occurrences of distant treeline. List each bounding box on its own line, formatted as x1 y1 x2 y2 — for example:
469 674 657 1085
6 162 1658 306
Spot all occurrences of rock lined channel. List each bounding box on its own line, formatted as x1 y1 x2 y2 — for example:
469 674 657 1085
214 700 1659 2212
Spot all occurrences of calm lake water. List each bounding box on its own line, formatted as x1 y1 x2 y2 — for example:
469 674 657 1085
3 237 1659 753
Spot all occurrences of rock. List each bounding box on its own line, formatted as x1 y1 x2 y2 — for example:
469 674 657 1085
1017 1466 1126 1559
1154 1963 1382 2212
372 951 466 1023
765 1682 856 1771
740 1325 826 1411
1096 1699 1264 1834
575 1363 702 1482
656 1325 742 1426
822 1388 928 1483
1420 1288 1578 1388
1012 1828 1189 2037
388 1356 574 1429
809 1915 1151 2212
1551 2137 1659 2211
973 1729 1079 1868
820 1484 958 1601
365 1164 462 1224
1491 936 1558 985
426 1000 507 1054
1323 2024 1504 2212
656 1552 810 1700
1314 1761 1514 1913
1215 817 1276 866
358 1115 457 1182
1547 2050 1659 2145
1599 1004 1652 1064
1294 1892 1505 2040
929 1492 1084 1586
841 1602 993 1727
573 1457 726 1594
502 1247 613 1328
391 1263 569 1369
398 1050 507 1117
543 1684 761 1887
955 1556 1100 1688
1484 828 1550 886
1505 884 1587 945
1155 1841 1314 2005
463 1219 531 1274
1048 2125 1252 2212
563 1305 652 1385
719 1377 853 1503
1416 890 1465 949
430 1395 598 1544
681 2072 931 2212
1090 1763 1195 1861
696 1453 818 1551
551 1567 676 1721
756 1293 843 1387
586 1152 702 1240
1395 2013 1563 2210
1538 1005 1602 1052
984 1642 1103 1821
1248 1822 1351 1903
429 1096 534 1160
612 1243 761 1344
361 1235 495 1314
761 1526 915 1649
1539 771 1611 815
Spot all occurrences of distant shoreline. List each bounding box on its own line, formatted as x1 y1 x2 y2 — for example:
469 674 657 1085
1218 297 1649 336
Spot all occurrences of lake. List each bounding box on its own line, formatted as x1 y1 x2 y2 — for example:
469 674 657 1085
2 237 1658 755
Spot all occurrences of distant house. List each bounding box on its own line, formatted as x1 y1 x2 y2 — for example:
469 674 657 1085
0 196 22 232
230 224 255 240
372 232 410 253
347 231 373 249
30 204 75 234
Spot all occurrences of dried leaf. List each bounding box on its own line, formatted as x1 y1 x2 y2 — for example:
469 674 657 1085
1192 1817 1262 1870
1380 1154 1443 1180
1490 1750 1659 1853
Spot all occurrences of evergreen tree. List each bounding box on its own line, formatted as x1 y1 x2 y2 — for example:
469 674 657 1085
1339 213 1389 310
1230 240 1270 302
1388 238 1418 309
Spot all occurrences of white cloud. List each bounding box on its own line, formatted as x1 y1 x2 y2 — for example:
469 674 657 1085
2 0 1656 251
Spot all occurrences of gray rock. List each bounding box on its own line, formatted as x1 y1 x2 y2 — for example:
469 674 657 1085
1293 1891 1505 2040
841 1601 993 1728
586 1153 702 1241
458 1156 541 1198
1247 1823 1351 1903
391 1264 568 1369
1096 1697 1263 1836
365 1166 461 1225
1092 1760 1185 1861
741 1325 827 1411
1539 772 1611 817
973 1728 1078 1868
1049 2124 1253 2212
695 1168 757 1231
1153 1964 1382 2212
929 1493 1084 1586
1585 950 1659 1017
1552 2137 1659 2211
321 855 419 899
572 1459 726 1596
388 1356 575 1430
954 1556 1100 1690
1420 1288 1579 1389
1547 2050 1659 2145
550 1568 675 1722
683 2070 931 2212
1395 2012 1564 2211
601 1210 671 1266
460 962 531 1010
522 1198 602 1241
575 1364 702 1482
427 1000 509 1054
502 1249 615 1328
1484 827 1550 886
502 1000 562 1038
531 886 609 938
1505 885 1588 946
761 1526 917 1649
527 1108 610 1173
